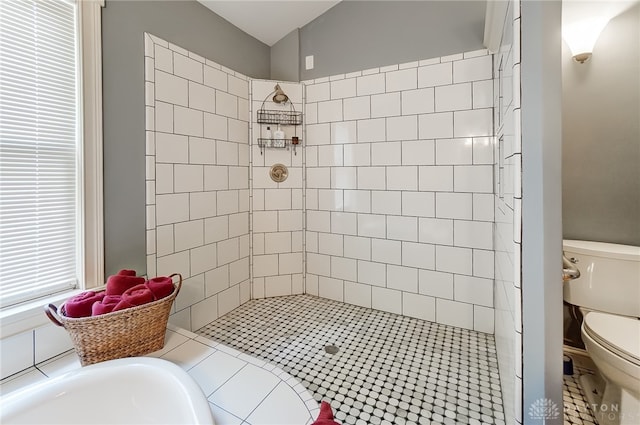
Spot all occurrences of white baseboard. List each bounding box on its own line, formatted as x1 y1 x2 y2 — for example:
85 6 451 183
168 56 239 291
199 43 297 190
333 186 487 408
563 344 597 370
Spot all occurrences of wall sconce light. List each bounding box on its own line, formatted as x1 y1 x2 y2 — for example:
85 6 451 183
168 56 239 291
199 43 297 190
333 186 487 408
562 16 611 63
562 0 636 64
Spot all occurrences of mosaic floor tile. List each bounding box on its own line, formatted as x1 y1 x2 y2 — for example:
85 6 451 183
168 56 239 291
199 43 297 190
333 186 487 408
197 294 505 425
563 365 598 425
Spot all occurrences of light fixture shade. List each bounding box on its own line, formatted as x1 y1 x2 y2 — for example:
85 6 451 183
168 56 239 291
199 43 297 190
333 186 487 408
562 16 610 62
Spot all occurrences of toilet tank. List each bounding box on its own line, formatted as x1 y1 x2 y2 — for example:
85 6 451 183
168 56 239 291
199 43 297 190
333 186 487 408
563 240 640 318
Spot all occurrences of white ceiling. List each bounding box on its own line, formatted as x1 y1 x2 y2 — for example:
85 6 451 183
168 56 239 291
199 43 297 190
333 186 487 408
198 1 341 47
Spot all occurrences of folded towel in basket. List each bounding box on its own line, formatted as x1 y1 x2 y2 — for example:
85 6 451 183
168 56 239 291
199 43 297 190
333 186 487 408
113 284 155 311
145 276 174 300
105 274 145 296
91 295 122 316
64 291 106 318
312 402 341 425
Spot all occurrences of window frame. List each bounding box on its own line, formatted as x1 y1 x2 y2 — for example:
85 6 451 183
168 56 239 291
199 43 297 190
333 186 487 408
79 0 105 292
0 0 104 337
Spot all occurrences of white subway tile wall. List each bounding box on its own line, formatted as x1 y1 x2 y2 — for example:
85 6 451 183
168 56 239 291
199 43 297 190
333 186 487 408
145 34 251 332
250 79 305 300
2 37 504 383
304 49 495 333
493 3 523 424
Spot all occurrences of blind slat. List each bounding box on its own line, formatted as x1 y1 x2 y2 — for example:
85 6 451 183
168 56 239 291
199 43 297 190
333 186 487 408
0 0 80 308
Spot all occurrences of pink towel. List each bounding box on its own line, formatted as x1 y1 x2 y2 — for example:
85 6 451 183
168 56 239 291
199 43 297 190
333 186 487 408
105 274 145 295
91 295 121 316
312 402 341 425
117 269 137 276
145 276 174 300
64 291 105 318
113 284 155 311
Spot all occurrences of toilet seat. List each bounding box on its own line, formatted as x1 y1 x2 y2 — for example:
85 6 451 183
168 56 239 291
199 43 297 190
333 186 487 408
583 312 640 366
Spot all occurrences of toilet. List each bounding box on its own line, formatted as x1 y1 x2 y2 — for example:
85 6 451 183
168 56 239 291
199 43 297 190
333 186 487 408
563 240 640 425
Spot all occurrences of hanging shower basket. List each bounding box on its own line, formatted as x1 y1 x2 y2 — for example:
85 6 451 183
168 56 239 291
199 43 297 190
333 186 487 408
256 84 302 154
257 109 302 126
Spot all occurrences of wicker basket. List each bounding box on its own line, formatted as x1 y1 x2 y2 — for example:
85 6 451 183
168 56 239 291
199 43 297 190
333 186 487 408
45 274 182 366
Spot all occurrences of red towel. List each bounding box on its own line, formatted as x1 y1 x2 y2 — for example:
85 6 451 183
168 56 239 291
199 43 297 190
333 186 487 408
113 284 155 311
312 402 341 425
91 295 121 316
105 274 145 295
118 269 137 276
145 276 174 300
64 291 105 318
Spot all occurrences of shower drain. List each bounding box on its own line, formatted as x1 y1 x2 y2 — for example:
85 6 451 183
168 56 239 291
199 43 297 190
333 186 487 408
324 344 339 354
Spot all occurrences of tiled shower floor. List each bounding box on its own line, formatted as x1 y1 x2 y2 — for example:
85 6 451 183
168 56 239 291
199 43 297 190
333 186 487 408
197 294 505 425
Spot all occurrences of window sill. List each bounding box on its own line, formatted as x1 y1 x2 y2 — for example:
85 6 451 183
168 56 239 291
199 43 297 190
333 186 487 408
0 291 84 339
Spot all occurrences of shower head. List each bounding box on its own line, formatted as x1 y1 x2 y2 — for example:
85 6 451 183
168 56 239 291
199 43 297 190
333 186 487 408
272 84 289 104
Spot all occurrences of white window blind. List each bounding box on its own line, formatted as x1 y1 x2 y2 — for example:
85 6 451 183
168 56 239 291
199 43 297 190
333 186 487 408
0 0 80 308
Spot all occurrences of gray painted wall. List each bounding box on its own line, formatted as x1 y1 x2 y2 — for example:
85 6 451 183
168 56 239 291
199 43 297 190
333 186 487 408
270 28 299 82
562 3 640 247
102 0 270 277
521 1 564 422
299 1 486 80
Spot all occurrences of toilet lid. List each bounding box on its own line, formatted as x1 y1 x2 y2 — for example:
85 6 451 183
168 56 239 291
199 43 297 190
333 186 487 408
583 312 640 365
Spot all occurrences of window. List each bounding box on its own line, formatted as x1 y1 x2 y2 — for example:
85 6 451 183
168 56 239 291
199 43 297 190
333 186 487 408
0 0 103 310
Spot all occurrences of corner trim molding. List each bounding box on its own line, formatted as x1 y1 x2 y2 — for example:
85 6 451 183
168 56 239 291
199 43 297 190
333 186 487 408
484 1 510 54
